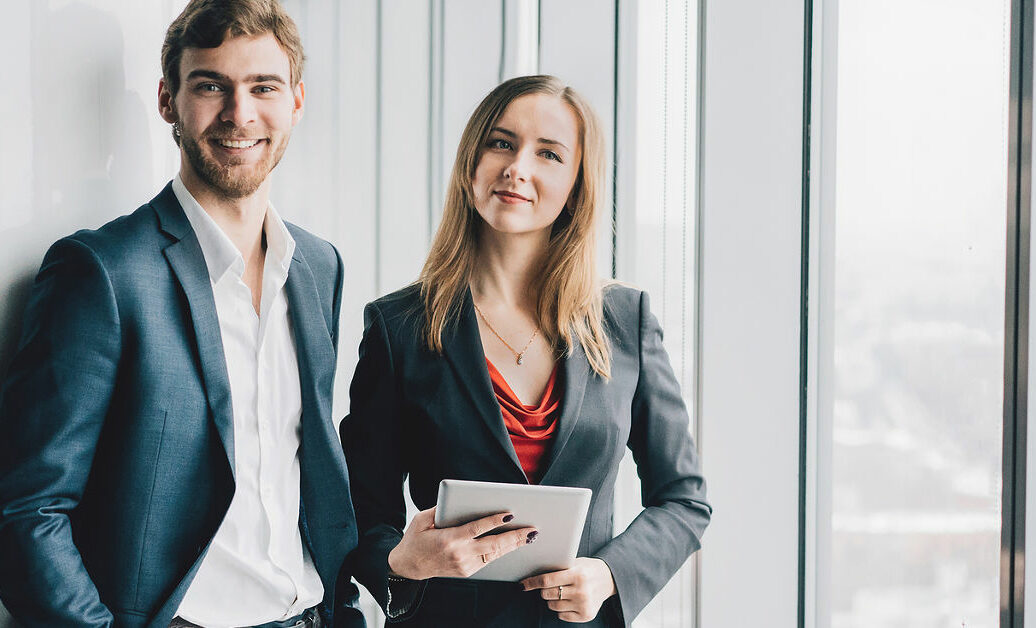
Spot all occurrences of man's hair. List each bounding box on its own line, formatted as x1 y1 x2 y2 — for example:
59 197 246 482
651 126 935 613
162 0 305 98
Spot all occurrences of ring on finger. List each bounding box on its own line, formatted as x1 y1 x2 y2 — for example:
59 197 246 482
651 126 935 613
481 554 488 564
558 585 564 600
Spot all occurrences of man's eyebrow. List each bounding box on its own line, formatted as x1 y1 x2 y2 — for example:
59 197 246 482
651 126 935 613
246 73 287 84
185 70 229 82
184 70 287 85
489 126 570 152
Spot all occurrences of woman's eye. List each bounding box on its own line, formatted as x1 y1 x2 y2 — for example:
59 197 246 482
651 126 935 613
490 138 513 150
541 150 562 163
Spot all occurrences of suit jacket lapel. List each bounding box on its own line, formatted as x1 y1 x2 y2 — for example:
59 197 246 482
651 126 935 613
442 289 525 477
284 248 336 440
153 184 236 477
539 339 590 485
284 247 353 584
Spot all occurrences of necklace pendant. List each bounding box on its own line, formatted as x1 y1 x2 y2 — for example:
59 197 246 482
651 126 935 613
516 354 524 365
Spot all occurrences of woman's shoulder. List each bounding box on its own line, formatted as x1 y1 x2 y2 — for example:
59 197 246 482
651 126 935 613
600 282 649 354
368 282 422 313
365 283 425 331
602 281 646 322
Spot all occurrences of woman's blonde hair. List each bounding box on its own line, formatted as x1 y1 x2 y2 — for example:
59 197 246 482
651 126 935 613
419 74 611 378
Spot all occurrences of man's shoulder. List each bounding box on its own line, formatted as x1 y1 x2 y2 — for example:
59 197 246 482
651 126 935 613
61 201 165 266
285 221 340 273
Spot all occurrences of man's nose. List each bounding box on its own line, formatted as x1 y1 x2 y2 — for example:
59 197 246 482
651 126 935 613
220 88 256 128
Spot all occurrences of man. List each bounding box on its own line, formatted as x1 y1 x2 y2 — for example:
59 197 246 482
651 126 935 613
0 1 363 626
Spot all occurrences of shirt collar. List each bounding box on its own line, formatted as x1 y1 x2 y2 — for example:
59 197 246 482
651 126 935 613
262 200 296 276
171 174 295 284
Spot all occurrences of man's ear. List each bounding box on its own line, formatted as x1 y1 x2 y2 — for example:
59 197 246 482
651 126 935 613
292 80 305 126
158 78 177 124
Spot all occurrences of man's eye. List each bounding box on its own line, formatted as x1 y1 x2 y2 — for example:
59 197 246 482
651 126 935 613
255 85 275 94
199 83 222 92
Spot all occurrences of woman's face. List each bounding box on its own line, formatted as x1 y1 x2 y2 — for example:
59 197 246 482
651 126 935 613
471 93 582 238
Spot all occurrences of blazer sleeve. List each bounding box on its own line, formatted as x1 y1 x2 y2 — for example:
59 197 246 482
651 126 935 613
592 290 712 625
340 302 411 613
0 237 119 627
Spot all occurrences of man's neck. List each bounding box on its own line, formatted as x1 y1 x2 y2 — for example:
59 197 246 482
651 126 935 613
179 165 269 263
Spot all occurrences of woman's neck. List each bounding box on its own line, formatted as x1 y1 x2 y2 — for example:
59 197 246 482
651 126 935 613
470 226 550 312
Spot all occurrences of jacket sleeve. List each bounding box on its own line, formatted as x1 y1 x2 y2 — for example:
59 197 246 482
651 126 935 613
0 237 119 627
340 302 415 616
592 290 712 625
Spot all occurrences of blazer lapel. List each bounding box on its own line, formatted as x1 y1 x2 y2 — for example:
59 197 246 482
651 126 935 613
284 248 353 586
538 338 590 485
153 184 236 477
284 248 336 436
442 289 525 476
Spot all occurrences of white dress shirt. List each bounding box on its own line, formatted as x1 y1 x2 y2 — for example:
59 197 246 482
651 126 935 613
172 175 324 627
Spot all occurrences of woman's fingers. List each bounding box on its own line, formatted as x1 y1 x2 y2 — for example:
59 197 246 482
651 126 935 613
459 511 515 539
523 559 616 622
411 506 437 530
546 600 578 612
521 568 567 592
539 584 580 601
473 527 538 563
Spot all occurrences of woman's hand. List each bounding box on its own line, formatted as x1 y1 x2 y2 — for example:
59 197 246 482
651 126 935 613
521 557 618 623
387 506 538 580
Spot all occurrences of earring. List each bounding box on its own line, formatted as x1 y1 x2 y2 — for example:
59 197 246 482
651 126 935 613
172 121 182 137
566 205 575 216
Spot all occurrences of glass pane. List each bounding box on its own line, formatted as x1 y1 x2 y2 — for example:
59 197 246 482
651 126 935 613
615 0 699 625
825 1 1010 627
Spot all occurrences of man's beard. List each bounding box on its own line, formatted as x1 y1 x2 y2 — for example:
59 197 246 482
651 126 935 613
181 128 289 199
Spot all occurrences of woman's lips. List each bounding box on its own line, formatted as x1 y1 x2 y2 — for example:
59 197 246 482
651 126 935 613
494 190 531 204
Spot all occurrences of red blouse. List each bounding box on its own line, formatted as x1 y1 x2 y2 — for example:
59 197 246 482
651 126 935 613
486 358 561 484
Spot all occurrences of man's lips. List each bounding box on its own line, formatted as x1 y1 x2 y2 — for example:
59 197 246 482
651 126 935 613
211 138 265 150
494 190 531 203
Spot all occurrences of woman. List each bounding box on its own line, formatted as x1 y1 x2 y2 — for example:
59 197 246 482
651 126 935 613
342 75 710 626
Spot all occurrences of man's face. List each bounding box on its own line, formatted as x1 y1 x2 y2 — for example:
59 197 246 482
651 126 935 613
159 33 304 199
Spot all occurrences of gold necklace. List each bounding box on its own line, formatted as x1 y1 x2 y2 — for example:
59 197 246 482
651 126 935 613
472 302 539 365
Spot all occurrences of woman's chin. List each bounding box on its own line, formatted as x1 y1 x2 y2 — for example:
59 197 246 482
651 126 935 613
478 213 560 239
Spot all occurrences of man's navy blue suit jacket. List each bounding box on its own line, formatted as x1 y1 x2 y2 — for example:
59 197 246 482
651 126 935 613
0 183 364 627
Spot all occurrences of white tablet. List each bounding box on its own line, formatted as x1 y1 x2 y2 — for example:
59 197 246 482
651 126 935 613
433 479 592 582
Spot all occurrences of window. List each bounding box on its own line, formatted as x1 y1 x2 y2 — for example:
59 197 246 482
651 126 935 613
812 2 1011 626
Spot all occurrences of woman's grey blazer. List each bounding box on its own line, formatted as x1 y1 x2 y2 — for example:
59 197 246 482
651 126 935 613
341 283 711 627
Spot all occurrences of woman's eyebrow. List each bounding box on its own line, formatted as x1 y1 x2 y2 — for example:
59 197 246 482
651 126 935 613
538 137 570 152
490 126 517 138
490 126 569 152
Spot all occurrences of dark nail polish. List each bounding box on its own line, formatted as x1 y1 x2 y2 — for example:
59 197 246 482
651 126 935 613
526 531 538 544
503 514 514 523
